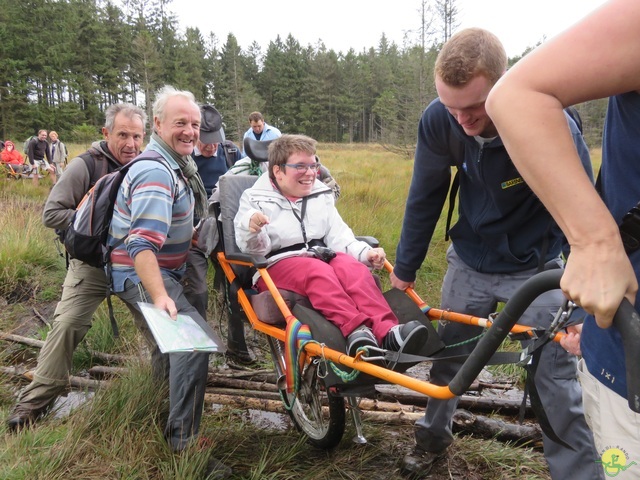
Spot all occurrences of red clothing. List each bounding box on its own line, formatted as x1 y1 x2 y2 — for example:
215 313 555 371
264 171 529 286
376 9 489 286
256 253 397 342
1 141 24 165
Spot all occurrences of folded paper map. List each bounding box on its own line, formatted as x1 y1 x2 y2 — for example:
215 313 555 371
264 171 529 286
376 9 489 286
138 302 224 353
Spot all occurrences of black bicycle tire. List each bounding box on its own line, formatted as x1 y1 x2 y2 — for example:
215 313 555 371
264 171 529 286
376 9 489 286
267 337 346 449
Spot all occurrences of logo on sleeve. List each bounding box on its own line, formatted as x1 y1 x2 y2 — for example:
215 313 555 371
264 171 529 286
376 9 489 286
500 177 523 189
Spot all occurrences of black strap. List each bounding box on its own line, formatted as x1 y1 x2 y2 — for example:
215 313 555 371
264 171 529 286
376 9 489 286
103 236 127 338
445 169 460 241
444 127 465 242
384 349 522 366
287 196 309 245
519 347 575 451
79 146 110 188
105 261 120 338
266 239 325 259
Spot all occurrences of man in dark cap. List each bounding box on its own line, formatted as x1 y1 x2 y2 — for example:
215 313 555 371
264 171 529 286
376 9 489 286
182 105 255 364
197 105 243 181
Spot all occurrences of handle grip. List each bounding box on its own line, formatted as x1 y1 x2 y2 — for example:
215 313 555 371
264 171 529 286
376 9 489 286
449 269 563 395
614 299 640 413
449 269 640 413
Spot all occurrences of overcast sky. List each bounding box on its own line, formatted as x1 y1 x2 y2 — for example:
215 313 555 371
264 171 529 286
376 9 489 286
172 0 607 58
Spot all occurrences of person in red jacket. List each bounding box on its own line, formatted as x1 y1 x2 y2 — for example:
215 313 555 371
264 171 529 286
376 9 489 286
0 141 28 174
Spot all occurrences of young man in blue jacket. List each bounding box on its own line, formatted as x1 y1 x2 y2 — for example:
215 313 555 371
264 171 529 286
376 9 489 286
391 28 602 479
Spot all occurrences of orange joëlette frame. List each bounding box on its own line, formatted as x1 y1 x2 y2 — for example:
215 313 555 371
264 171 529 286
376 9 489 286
217 253 565 400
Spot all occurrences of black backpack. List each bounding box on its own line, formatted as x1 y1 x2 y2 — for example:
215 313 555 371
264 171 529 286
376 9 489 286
63 151 174 268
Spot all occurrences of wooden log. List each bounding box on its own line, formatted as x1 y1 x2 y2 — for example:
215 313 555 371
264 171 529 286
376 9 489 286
32 307 51 328
452 409 542 446
207 367 276 383
0 332 44 349
87 366 129 378
204 393 287 414
2 362 540 446
0 365 107 390
207 375 279 392
375 384 530 414
0 364 31 376
0 331 134 364
206 387 281 402
204 391 540 446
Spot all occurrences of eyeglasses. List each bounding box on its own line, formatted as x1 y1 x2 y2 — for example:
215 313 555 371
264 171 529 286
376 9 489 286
284 163 322 173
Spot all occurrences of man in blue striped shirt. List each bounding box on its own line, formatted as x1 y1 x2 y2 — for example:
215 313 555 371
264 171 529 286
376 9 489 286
107 85 230 477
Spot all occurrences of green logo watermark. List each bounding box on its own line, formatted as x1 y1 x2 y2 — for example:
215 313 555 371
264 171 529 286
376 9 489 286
597 447 638 477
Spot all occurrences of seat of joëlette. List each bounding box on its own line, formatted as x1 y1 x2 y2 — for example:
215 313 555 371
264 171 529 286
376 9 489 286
217 173 444 392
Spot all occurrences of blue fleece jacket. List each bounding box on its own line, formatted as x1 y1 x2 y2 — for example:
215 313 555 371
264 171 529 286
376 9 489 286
394 98 592 281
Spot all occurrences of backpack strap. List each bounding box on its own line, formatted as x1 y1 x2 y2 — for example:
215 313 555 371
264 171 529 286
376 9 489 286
445 170 460 241
444 128 465 241
78 146 111 188
221 140 240 169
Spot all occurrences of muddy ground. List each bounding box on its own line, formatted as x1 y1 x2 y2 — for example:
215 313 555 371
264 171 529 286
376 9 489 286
1 295 548 480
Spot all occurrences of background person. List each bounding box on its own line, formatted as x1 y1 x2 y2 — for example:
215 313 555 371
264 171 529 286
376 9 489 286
6 103 146 431
1 140 28 174
49 130 68 180
183 104 254 365
26 129 54 185
390 28 600 479
242 111 281 143
485 0 640 467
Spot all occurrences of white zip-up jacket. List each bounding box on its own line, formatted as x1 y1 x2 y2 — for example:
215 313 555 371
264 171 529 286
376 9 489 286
235 172 372 267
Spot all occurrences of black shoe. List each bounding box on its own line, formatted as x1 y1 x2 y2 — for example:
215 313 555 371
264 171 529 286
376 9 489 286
346 326 386 369
203 456 232 479
225 348 258 367
6 407 42 432
401 446 445 478
346 325 382 361
382 320 429 369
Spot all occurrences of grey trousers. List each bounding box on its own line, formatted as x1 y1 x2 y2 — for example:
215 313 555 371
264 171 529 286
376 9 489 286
17 259 108 410
117 276 210 452
415 246 603 480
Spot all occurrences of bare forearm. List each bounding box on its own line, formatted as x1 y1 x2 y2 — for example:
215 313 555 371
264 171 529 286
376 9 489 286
133 250 168 302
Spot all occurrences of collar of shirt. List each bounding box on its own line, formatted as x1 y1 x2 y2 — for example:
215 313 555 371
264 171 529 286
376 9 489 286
193 145 218 157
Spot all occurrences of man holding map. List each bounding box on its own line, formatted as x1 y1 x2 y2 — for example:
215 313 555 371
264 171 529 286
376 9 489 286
105 85 230 478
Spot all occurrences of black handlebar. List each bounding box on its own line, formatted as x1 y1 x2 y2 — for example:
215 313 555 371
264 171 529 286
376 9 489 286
449 269 640 413
614 299 640 412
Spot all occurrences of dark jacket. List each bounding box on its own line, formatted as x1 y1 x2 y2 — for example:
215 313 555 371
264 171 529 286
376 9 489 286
394 98 592 280
27 137 51 163
42 141 121 230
